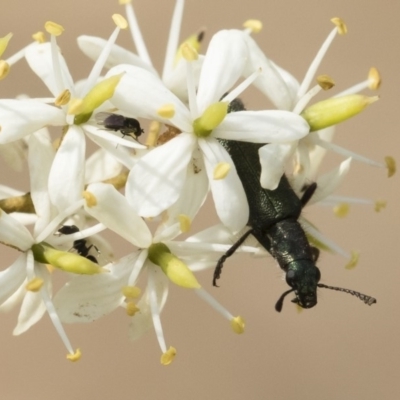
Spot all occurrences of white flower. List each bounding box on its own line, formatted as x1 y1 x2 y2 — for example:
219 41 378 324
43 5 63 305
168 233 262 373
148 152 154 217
0 131 107 361
107 29 309 232
53 183 255 364
242 19 386 189
78 0 203 102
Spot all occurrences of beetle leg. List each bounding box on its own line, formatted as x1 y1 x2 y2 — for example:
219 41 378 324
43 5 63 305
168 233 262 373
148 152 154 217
300 182 317 207
213 228 254 287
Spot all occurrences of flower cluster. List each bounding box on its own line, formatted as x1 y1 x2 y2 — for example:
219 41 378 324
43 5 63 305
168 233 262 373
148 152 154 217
0 0 394 364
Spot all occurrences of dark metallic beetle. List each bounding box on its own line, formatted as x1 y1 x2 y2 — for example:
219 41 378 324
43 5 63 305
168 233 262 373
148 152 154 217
213 99 376 311
95 112 144 140
58 225 99 264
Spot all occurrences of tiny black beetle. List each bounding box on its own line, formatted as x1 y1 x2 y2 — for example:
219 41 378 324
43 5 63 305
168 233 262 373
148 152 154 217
95 112 144 140
213 98 376 311
57 225 99 264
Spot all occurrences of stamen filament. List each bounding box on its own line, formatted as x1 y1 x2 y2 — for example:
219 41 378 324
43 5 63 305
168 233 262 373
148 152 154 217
297 27 338 99
80 26 122 97
34 200 85 243
311 136 384 168
6 43 35 66
128 250 148 286
148 268 167 353
292 84 322 114
195 288 234 321
31 258 76 356
51 223 106 246
124 2 152 66
186 57 198 119
49 34 65 94
162 0 185 80
222 68 262 103
301 219 350 258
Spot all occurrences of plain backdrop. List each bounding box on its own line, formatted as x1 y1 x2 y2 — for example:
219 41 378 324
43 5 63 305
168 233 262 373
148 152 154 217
1 1 399 399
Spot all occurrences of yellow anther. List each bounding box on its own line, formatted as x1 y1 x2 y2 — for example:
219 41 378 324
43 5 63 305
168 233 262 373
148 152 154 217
146 121 160 147
32 31 46 43
112 14 128 29
385 156 396 177
0 33 12 58
45 21 65 36
0 60 10 80
333 203 350 218
213 162 231 180
296 304 303 314
82 191 97 207
368 67 381 90
230 316 245 334
26 277 44 292
345 251 359 270
148 243 201 289
157 104 175 119
67 98 83 115
243 19 263 33
55 89 71 106
374 200 387 212
119 0 131 4
317 75 335 90
160 346 176 366
178 214 191 233
46 264 56 273
126 301 140 316
181 43 198 61
66 348 82 362
331 17 347 35
122 286 141 298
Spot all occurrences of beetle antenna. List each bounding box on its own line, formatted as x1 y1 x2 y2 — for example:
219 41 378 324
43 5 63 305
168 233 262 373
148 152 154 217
275 288 295 312
317 283 377 306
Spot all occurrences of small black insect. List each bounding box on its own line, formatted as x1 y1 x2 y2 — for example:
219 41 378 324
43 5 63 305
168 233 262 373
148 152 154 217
57 225 98 264
214 98 376 311
95 112 144 140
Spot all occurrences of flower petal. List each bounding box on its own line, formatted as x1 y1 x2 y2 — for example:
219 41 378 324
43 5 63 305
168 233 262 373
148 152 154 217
214 110 309 143
308 158 352 205
0 211 33 250
154 148 209 240
199 138 249 233
242 34 299 110
28 130 56 234
106 64 192 132
196 30 248 113
13 267 49 335
55 275 124 323
25 42 75 97
0 100 66 144
84 182 152 248
129 265 169 341
48 125 86 212
126 133 196 218
78 35 157 74
259 142 297 190
0 254 27 306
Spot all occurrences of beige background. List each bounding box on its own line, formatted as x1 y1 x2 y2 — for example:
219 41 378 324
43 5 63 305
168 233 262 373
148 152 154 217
1 0 400 399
